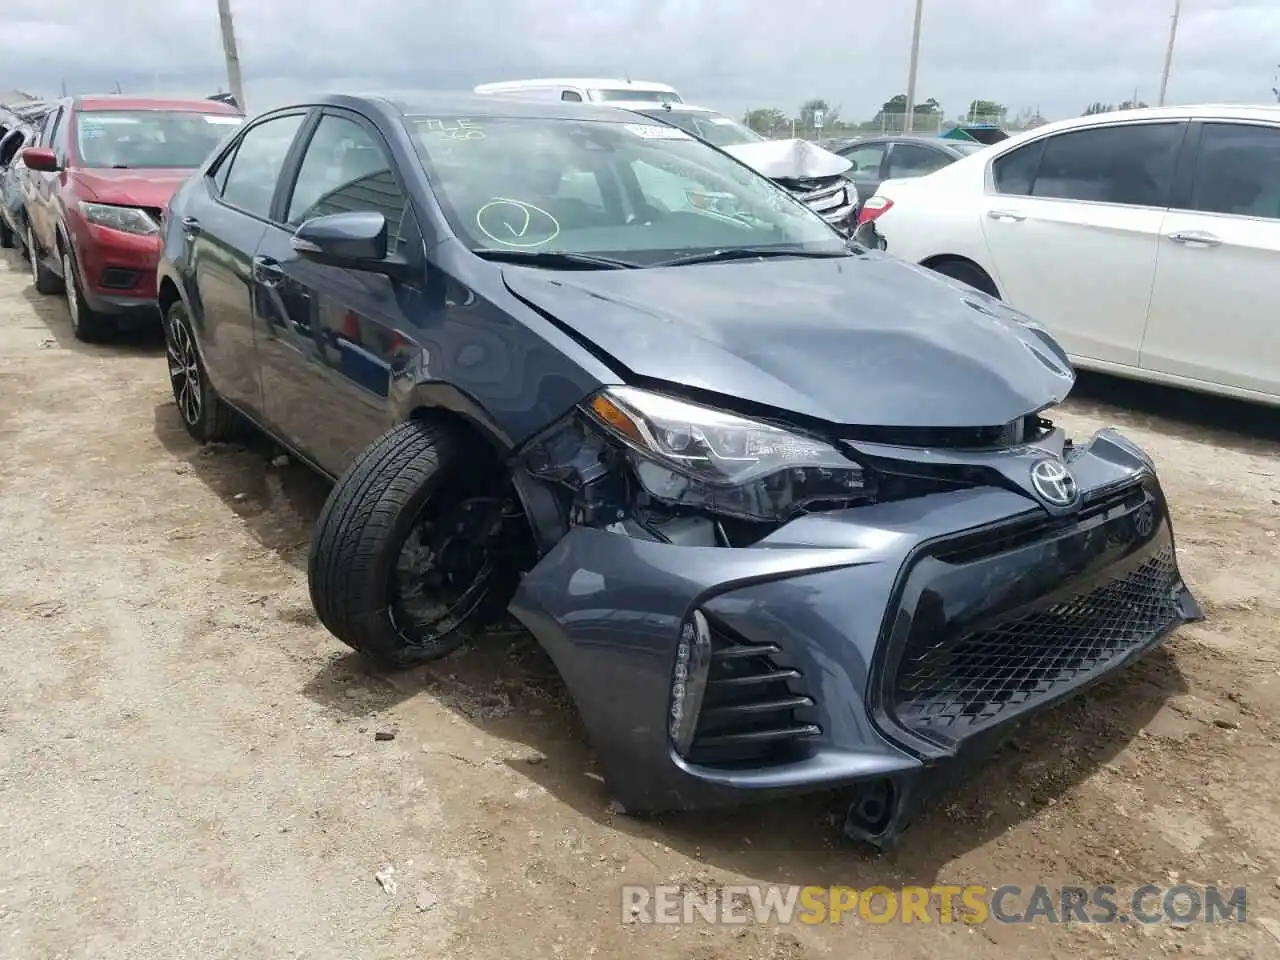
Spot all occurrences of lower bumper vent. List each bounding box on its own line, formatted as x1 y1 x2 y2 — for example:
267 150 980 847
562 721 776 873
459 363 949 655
686 620 820 767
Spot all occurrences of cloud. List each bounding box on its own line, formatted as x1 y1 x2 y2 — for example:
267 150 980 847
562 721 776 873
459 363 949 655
2 0 1277 120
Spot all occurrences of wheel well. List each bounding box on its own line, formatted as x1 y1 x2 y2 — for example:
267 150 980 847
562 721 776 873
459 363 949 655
408 405 508 463
919 254 1000 297
157 277 182 318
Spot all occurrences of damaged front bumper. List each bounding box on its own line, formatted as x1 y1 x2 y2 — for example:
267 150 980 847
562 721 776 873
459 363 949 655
508 427 1202 846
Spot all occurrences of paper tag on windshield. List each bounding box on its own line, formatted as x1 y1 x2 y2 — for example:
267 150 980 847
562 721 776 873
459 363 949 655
204 116 243 125
709 117 737 125
623 123 692 140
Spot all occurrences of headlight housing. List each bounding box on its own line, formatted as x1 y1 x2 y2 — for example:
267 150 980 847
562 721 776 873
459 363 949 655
79 201 159 236
582 386 872 522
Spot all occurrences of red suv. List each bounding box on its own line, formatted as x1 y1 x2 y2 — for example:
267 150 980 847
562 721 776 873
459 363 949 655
21 95 243 340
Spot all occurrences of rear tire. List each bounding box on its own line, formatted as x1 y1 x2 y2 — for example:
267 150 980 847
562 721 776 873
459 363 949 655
928 259 1000 298
0 221 12 249
308 419 529 668
28 226 63 295
164 300 238 444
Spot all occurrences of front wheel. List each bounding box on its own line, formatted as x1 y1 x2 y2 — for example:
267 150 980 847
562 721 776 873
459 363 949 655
308 420 531 668
63 251 114 342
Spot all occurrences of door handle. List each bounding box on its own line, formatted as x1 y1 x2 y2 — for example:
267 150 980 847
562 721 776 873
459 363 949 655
987 210 1026 223
252 255 284 286
181 216 200 237
1168 230 1221 247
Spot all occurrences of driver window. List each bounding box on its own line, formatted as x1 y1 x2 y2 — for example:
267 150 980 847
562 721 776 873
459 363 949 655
285 113 409 251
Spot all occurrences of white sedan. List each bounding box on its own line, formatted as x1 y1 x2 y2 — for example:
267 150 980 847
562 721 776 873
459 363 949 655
854 104 1280 407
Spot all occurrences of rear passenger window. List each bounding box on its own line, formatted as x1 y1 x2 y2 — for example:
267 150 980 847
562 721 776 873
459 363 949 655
992 139 1045 196
220 113 306 218
285 113 409 251
1189 122 1280 220
560 90 583 102
885 143 949 178
1031 122 1182 207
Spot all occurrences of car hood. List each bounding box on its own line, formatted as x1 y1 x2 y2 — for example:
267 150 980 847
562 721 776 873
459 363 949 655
721 138 852 180
501 253 1075 428
72 168 193 208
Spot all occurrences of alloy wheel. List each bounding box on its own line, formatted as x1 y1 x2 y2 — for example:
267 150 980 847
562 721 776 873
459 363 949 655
167 316 202 426
62 254 79 330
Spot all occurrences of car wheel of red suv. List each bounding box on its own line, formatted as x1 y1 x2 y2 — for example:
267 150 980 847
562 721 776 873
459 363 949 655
61 250 113 342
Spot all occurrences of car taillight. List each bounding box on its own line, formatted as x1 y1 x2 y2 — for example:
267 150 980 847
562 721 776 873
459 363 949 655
857 195 894 226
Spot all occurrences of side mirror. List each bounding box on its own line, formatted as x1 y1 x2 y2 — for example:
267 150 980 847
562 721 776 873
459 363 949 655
291 211 411 281
846 160 859 173
21 147 59 172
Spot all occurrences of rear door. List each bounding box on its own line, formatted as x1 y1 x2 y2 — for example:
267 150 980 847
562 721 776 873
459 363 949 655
882 141 954 181
254 107 424 474
839 140 890 202
1140 119 1280 399
978 120 1187 367
25 105 65 251
184 110 309 415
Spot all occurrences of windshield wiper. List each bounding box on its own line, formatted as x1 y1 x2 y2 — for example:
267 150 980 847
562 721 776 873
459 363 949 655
654 247 852 267
473 249 640 270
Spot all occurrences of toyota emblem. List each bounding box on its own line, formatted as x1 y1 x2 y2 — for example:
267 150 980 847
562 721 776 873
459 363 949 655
1030 458 1079 507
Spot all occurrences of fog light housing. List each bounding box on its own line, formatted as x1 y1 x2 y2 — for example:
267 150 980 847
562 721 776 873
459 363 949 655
669 609 713 757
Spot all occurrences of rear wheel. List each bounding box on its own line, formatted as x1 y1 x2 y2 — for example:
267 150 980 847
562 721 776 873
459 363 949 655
62 250 114 342
27 226 62 295
164 300 238 444
928 259 1000 298
0 220 12 249
308 419 531 668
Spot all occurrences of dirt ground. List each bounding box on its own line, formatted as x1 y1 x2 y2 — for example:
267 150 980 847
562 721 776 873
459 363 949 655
1 246 1279 960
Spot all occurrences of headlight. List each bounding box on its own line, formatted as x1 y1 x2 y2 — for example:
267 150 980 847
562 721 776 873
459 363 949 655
79 202 159 236
583 386 872 522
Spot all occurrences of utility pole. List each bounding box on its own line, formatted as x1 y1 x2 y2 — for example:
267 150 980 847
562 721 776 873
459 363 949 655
903 0 924 132
216 0 246 110
1157 0 1182 107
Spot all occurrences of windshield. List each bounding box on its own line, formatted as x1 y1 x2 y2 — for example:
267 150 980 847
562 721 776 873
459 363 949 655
592 89 682 104
408 116 843 265
75 110 244 169
638 111 764 148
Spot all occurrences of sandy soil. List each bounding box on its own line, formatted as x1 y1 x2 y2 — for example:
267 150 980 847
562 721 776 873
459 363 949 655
1 246 1279 960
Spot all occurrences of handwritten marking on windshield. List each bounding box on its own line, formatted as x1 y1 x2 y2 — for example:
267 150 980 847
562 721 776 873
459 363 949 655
475 199 561 248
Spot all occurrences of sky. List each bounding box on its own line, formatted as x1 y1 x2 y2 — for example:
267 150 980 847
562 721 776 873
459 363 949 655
2 0 1278 122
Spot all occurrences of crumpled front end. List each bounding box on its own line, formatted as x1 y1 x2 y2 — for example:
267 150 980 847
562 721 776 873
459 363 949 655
720 137 858 232
505 394 1202 846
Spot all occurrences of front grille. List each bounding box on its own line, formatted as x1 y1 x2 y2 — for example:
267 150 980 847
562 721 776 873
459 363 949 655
843 413 1052 450
687 620 820 767
892 547 1180 740
778 175 850 213
99 267 140 290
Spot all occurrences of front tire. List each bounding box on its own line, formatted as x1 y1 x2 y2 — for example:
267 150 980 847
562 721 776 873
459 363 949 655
308 420 529 668
63 251 114 342
164 300 238 444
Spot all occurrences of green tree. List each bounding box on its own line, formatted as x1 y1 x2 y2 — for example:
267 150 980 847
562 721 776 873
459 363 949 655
742 108 788 135
966 99 1007 123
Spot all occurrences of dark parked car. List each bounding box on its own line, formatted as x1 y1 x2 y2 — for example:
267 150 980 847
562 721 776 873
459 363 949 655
158 93 1201 845
20 94 244 340
0 121 36 249
838 135 987 206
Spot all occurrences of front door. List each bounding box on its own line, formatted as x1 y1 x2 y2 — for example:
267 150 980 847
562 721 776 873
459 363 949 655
978 120 1186 367
256 108 424 476
1140 120 1280 400
187 111 308 413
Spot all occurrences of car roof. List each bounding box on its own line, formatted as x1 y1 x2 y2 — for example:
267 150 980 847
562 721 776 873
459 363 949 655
624 102 720 116
298 91 648 124
75 94 242 114
474 78 677 92
1019 103 1280 138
